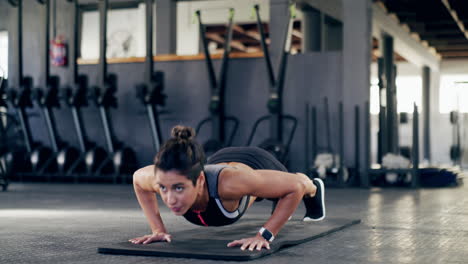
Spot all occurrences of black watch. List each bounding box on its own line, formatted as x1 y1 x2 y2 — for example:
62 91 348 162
258 227 275 242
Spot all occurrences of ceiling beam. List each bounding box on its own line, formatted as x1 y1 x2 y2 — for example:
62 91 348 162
392 11 417 18
244 30 271 44
440 0 468 39
208 24 271 45
406 22 427 32
371 50 407 62
230 40 247 52
393 12 417 22
234 38 263 45
434 44 468 51
232 25 248 36
372 2 440 69
406 23 461 34
232 25 269 44
427 38 468 46
205 33 246 52
245 47 261 53
418 29 462 36
205 27 228 34
440 50 468 57
422 35 465 43
394 19 468 26
206 33 225 45
292 29 303 39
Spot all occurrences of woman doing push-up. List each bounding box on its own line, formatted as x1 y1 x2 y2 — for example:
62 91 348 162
130 125 326 251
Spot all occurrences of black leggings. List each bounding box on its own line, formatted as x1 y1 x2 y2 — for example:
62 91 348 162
207 146 288 172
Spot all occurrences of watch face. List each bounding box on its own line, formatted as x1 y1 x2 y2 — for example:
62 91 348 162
261 228 273 241
262 232 272 240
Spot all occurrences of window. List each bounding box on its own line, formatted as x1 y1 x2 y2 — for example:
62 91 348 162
176 0 271 55
0 31 8 80
369 76 422 114
370 78 379 114
395 76 422 113
439 75 468 113
80 3 148 59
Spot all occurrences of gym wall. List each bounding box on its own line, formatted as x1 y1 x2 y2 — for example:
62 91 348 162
77 53 342 170
1 0 353 172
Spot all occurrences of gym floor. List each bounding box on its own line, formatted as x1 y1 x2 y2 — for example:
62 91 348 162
1 183 467 264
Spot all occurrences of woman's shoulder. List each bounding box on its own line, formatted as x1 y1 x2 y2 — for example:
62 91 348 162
133 165 158 192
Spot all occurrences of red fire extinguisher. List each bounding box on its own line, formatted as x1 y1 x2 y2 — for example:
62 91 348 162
50 35 67 67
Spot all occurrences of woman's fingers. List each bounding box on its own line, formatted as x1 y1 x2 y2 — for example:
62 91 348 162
228 237 270 251
129 233 171 244
248 241 257 251
129 236 142 244
248 240 265 251
258 241 270 250
128 236 141 243
142 236 153 244
251 241 264 251
135 237 147 244
240 240 251 251
227 239 243 247
163 234 172 243
256 242 263 251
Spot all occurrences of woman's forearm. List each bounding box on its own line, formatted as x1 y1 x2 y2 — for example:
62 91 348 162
262 188 304 236
134 185 168 233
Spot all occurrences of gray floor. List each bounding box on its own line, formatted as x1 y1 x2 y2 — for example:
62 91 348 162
1 182 467 264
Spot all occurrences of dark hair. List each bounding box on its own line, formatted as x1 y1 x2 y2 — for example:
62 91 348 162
154 125 206 185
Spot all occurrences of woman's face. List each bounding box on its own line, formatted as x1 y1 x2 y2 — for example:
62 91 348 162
155 169 202 216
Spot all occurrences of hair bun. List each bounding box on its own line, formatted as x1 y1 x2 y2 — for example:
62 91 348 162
171 125 195 141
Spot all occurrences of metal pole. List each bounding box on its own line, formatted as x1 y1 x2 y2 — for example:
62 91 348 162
18 108 33 153
99 0 107 88
383 35 397 154
99 107 114 153
195 10 217 91
411 103 420 188
274 4 294 97
71 107 87 152
253 5 275 87
305 103 310 172
215 9 234 143
43 108 59 152
71 0 79 84
338 102 344 186
422 66 431 162
44 0 50 88
324 97 331 153
355 105 360 185
393 64 399 152
145 0 154 85
17 0 23 87
363 101 371 188
271 4 294 142
312 106 317 162
146 105 161 152
377 57 386 163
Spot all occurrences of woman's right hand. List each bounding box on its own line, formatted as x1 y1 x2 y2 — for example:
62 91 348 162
129 232 172 244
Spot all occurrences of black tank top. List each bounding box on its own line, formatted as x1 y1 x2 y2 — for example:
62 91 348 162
182 164 250 226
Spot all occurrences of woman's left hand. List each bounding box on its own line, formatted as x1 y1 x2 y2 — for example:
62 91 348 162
227 234 271 251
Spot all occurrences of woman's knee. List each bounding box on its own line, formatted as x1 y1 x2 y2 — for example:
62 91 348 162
296 173 316 195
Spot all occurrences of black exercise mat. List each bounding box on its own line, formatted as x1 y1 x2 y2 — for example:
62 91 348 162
98 218 360 261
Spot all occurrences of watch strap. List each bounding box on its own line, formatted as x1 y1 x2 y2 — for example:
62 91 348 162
258 227 275 242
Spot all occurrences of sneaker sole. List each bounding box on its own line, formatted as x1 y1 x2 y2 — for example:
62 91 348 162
303 178 326 222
